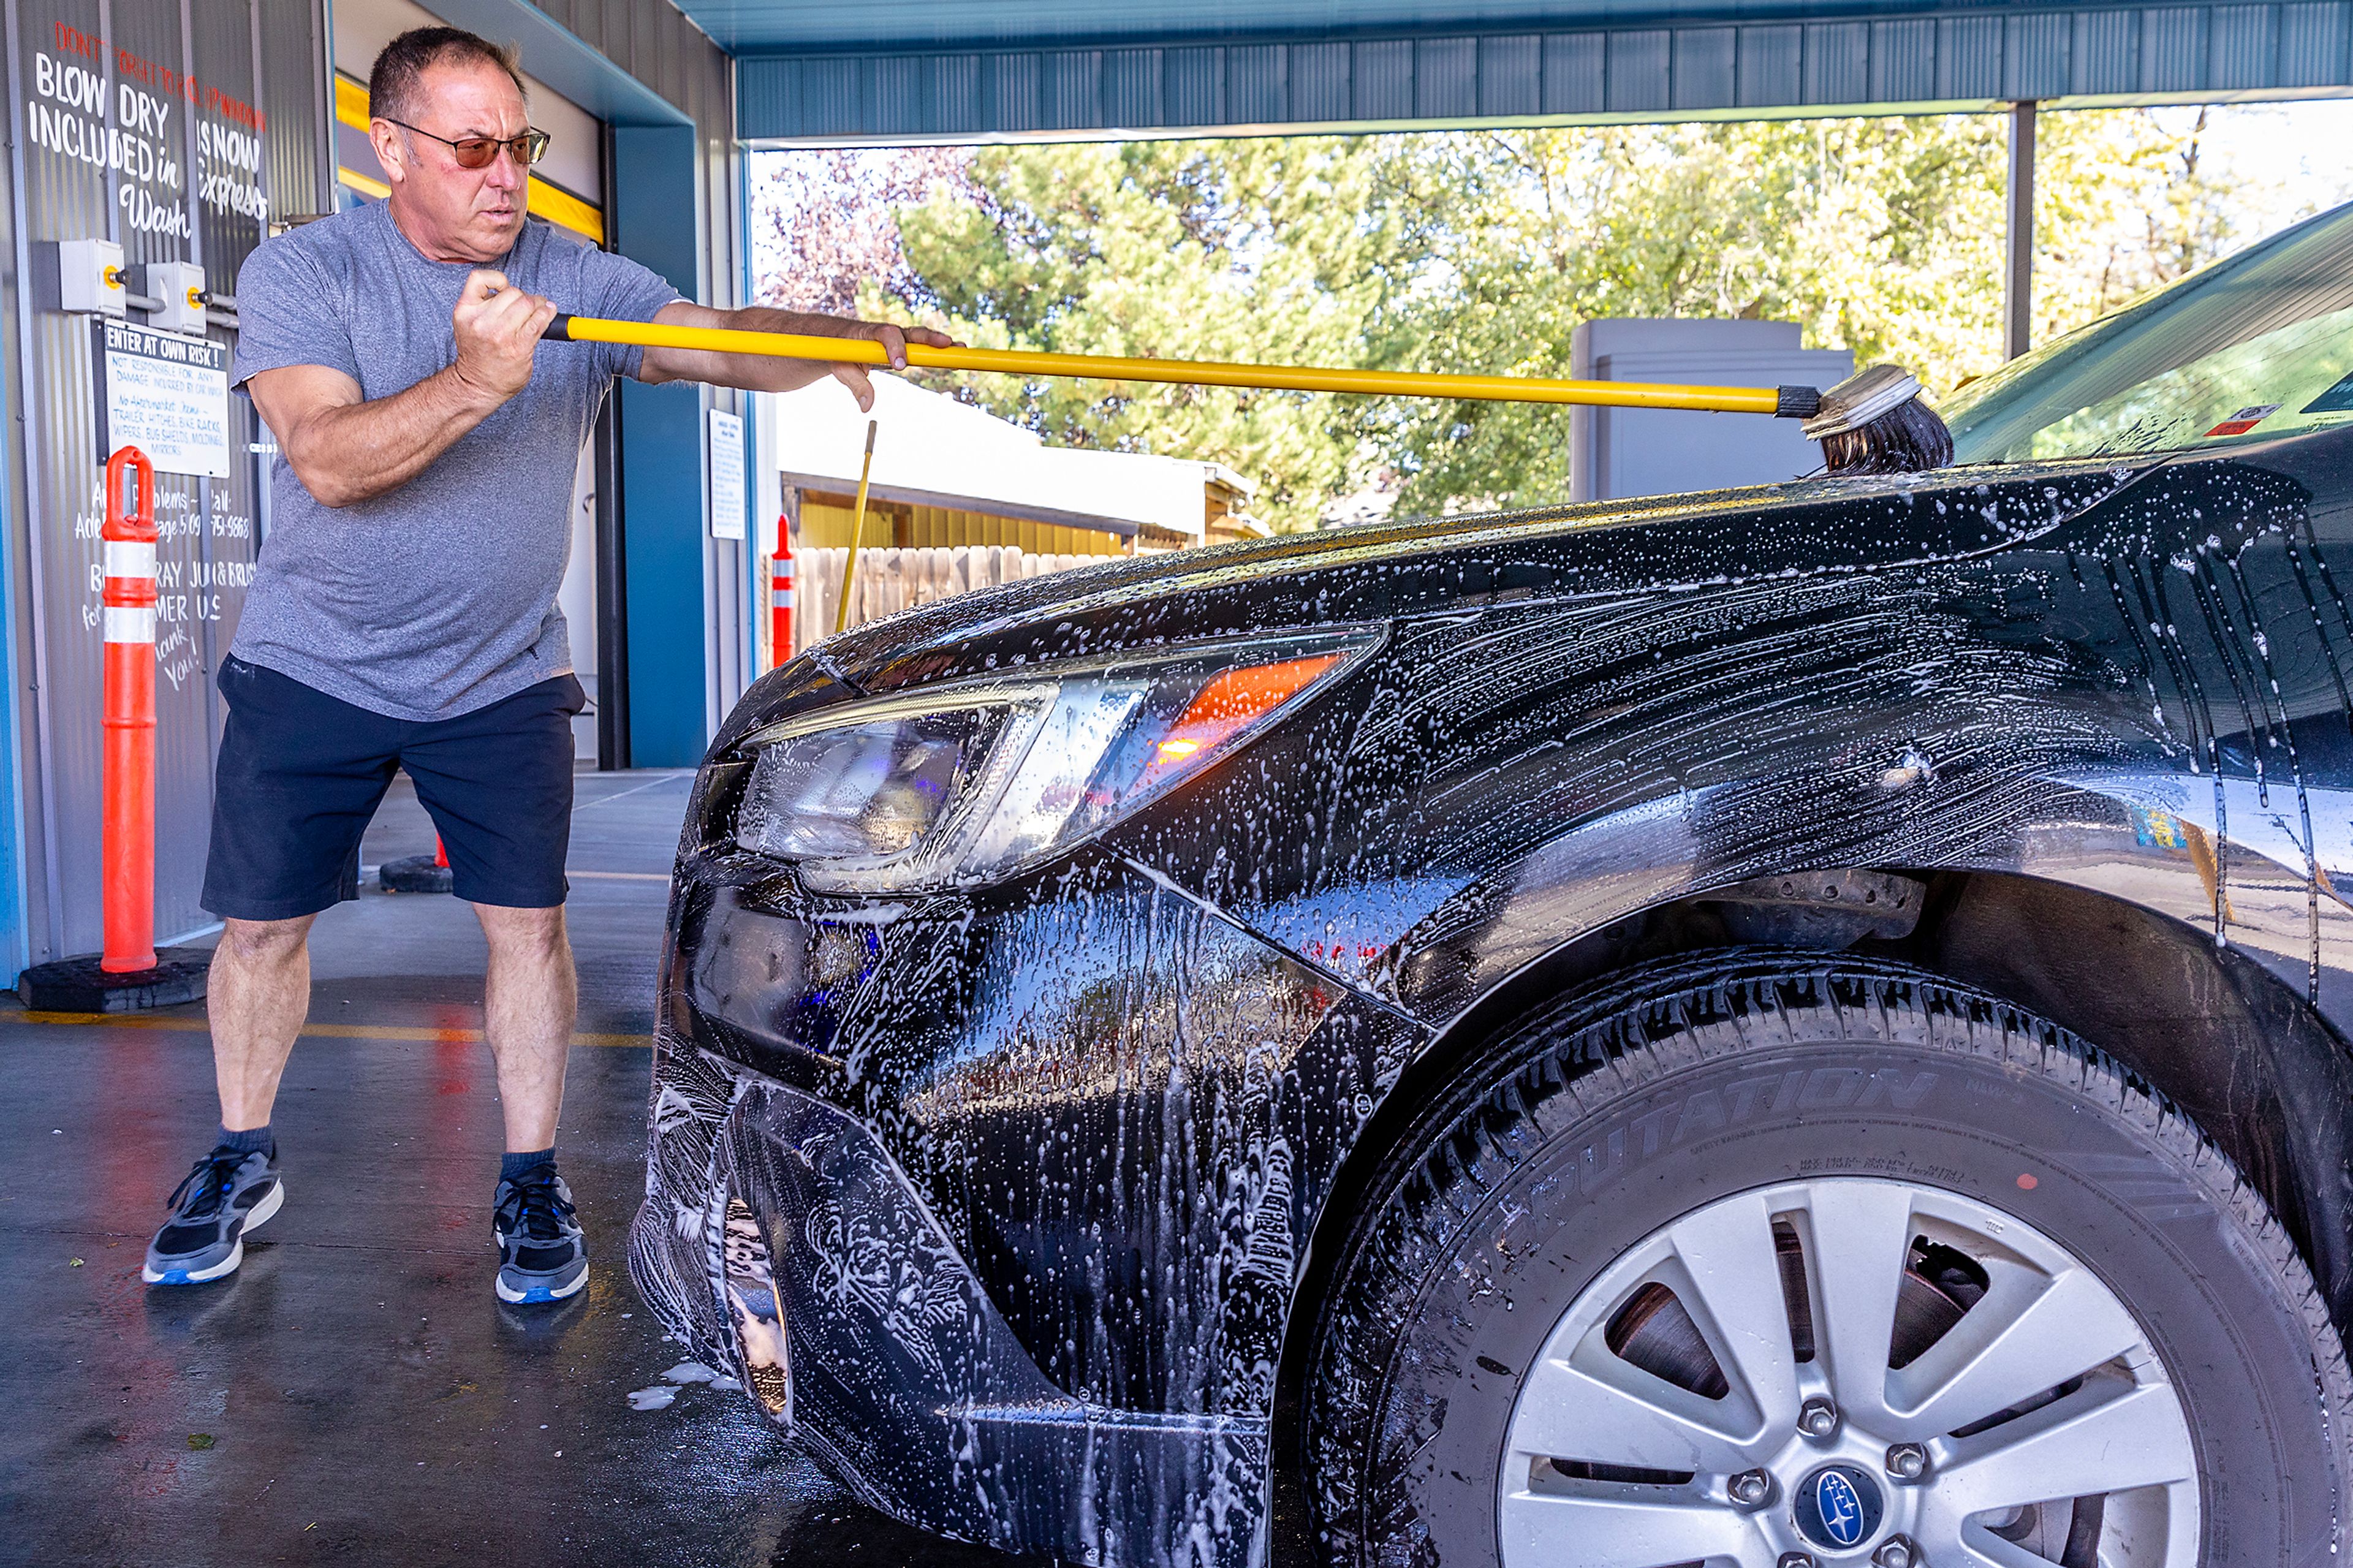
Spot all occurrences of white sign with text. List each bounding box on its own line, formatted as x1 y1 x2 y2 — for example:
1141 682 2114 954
708 408 746 540
94 318 230 478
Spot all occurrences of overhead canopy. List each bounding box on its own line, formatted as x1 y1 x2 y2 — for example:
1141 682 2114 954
696 0 2353 143
431 0 692 124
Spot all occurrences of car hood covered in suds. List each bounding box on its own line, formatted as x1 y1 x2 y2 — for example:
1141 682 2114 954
719 455 2163 753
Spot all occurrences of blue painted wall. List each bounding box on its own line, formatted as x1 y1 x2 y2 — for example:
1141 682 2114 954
0 374 24 985
617 382 710 767
610 126 711 768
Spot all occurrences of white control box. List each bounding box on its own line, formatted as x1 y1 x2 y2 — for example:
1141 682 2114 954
58 237 126 317
134 260 209 335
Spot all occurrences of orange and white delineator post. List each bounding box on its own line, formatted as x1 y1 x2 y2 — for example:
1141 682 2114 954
768 531 795 668
100 445 158 974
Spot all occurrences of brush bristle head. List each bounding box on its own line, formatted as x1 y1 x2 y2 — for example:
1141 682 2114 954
1801 362 1954 475
1817 397 1955 475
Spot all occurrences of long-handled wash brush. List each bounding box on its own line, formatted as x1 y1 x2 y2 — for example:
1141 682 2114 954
544 316 1955 475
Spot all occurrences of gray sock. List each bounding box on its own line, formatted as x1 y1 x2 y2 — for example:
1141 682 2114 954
501 1148 556 1184
218 1124 273 1158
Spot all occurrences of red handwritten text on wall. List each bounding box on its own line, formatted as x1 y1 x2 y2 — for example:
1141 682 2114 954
50 21 265 131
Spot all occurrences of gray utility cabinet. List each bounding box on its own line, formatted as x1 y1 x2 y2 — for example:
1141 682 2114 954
1568 319 1853 502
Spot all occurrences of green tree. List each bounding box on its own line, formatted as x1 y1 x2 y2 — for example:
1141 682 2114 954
874 138 1414 531
754 147 974 316
759 107 2331 527
1370 111 2273 515
1371 118 2021 510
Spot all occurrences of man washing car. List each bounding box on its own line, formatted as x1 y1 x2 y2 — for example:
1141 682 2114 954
142 23 947 1301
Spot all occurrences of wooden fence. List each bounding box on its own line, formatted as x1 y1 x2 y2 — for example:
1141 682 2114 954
785 545 1105 661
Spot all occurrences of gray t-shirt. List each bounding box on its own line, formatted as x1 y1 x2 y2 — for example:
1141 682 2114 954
230 202 680 721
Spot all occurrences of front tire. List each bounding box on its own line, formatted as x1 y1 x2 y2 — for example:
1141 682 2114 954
1302 953 2348 1568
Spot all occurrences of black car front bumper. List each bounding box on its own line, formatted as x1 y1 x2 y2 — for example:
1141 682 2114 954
629 1040 1270 1567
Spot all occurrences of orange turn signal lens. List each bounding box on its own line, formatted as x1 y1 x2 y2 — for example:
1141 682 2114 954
1135 653 1340 792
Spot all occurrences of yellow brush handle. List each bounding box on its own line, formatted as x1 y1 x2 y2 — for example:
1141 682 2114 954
548 315 1787 416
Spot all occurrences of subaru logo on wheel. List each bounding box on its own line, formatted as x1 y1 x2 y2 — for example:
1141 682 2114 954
1792 1462 1885 1551
1814 1470 1866 1548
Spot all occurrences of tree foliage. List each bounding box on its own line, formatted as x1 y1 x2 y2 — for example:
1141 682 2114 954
754 108 2339 528
879 139 1411 529
754 148 973 316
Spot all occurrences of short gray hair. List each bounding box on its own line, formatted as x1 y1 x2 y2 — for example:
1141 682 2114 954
369 26 524 127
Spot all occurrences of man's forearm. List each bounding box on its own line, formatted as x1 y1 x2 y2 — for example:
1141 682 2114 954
285 366 506 507
638 303 890 392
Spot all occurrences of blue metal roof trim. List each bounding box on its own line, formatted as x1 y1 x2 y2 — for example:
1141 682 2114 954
672 0 2174 53
429 0 694 125
735 1 2353 142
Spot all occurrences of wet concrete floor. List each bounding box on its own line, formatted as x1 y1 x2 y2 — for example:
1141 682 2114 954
0 770 1029 1567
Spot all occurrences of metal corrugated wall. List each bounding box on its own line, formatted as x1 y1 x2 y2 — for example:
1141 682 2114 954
738 0 2353 141
0 0 738 966
0 15 26 972
2 0 329 965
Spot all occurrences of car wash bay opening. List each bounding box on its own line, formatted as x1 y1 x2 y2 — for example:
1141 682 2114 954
3 0 2350 984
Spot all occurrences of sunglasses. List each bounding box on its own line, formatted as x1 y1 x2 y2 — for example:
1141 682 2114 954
385 119 550 170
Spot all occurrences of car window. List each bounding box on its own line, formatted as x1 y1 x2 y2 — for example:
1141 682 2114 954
1943 202 2353 464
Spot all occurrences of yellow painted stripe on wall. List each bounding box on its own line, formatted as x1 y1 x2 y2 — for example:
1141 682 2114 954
524 179 604 244
335 71 369 131
334 73 604 244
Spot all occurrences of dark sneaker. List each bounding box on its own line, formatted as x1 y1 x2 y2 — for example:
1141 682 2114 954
143 1146 284 1286
493 1165 588 1304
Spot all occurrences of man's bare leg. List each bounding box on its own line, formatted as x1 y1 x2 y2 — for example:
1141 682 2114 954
479 901 586 1302
477 902 575 1151
143 915 311 1284
210 914 319 1130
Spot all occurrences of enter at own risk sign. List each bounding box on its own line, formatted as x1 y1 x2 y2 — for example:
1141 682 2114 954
93 317 230 479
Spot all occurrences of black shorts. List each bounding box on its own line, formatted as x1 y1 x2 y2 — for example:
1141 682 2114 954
202 656 588 920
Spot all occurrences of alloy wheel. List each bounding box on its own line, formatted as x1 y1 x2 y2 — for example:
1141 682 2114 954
1497 1178 2198 1568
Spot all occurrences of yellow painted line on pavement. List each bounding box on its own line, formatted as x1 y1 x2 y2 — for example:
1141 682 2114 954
10 1012 652 1049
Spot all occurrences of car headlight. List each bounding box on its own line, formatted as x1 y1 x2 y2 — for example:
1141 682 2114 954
732 629 1381 892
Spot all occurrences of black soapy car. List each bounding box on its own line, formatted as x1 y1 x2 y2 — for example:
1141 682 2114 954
632 201 2353 1568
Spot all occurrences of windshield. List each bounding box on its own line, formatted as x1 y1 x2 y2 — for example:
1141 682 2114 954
1943 200 2353 464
